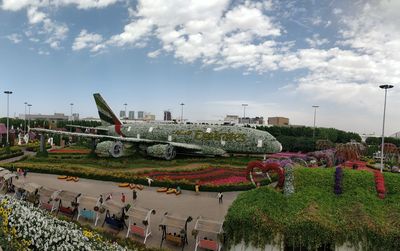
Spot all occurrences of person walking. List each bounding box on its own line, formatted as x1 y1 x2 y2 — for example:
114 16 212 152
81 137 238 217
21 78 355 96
132 189 137 201
121 193 126 203
217 192 223 204
23 169 28 178
96 195 103 207
146 177 153 187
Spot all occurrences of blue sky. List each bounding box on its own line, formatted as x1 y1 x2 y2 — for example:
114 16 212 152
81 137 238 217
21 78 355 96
1 0 399 135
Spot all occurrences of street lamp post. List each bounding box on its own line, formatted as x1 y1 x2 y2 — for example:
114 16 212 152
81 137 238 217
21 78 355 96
28 104 32 129
180 103 185 124
242 104 248 124
4 91 13 146
379 84 394 173
24 102 28 133
312 105 319 141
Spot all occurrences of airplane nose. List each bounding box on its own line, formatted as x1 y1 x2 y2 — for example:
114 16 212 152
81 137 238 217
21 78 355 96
277 141 282 152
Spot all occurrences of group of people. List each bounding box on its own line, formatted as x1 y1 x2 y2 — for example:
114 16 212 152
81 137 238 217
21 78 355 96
16 168 28 177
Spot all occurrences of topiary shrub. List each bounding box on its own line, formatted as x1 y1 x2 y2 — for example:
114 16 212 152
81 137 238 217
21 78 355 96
334 166 343 195
283 164 294 196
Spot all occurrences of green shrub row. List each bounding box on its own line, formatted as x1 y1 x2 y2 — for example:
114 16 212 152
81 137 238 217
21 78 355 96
0 151 24 161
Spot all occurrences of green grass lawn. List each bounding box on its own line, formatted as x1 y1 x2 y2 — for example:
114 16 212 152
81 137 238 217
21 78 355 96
223 168 400 250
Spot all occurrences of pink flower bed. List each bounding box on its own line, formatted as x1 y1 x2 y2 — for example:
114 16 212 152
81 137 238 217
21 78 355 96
141 167 249 185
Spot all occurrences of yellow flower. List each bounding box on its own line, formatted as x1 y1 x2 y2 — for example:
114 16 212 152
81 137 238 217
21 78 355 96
83 230 94 239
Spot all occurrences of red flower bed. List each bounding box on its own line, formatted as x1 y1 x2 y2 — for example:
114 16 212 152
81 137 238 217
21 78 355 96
374 171 386 199
48 149 91 154
141 167 248 185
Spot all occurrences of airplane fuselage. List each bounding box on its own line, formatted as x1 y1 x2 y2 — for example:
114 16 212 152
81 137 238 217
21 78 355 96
107 123 282 154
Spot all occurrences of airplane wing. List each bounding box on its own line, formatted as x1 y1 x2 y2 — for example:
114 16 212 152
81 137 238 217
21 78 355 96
30 128 203 151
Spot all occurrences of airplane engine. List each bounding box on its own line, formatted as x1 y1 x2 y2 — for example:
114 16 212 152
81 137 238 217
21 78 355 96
95 141 124 158
146 144 176 160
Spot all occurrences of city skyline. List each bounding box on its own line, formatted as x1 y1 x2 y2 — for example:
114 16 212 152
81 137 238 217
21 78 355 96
1 0 399 135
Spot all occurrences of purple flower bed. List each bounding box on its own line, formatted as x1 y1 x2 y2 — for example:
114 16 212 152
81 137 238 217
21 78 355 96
334 166 343 195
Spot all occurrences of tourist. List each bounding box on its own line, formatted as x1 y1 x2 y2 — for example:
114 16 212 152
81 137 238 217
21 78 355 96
121 193 126 203
132 190 137 201
195 182 200 195
217 192 223 204
96 195 103 206
146 177 153 187
23 169 28 178
105 193 112 201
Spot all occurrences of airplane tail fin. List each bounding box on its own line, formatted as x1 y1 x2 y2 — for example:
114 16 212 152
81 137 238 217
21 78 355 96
93 93 122 126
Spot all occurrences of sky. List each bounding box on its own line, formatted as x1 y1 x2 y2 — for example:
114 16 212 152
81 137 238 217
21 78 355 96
0 0 399 136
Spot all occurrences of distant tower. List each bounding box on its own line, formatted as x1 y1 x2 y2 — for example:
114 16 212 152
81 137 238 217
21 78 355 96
164 111 172 121
119 110 126 119
137 111 144 120
128 111 135 120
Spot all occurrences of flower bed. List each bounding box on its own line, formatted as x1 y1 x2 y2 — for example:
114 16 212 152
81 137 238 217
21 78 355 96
48 148 91 154
140 167 249 186
0 196 130 251
374 171 386 199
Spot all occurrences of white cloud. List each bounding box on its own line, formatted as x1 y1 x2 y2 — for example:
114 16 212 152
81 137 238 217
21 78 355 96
72 30 104 52
1 0 119 10
147 49 160 58
106 0 281 72
6 33 22 43
27 6 46 24
305 34 329 48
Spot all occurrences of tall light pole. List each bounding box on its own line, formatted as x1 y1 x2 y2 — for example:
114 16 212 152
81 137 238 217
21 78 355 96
312 105 319 142
28 104 32 129
4 91 13 146
24 102 28 133
124 103 127 122
242 104 248 124
379 84 394 173
180 103 185 124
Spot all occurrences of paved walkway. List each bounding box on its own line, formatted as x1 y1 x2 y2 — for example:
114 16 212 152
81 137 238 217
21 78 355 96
18 172 241 251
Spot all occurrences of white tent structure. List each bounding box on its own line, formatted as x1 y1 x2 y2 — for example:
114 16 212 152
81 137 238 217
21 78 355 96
193 217 223 251
101 200 127 230
125 206 156 243
56 190 81 219
77 195 100 226
38 187 60 212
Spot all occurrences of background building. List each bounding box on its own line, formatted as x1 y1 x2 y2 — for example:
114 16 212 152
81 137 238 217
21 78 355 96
144 113 156 121
224 115 239 124
239 116 264 124
137 111 144 120
128 111 135 120
268 117 289 126
164 111 172 121
20 113 69 121
119 110 126 119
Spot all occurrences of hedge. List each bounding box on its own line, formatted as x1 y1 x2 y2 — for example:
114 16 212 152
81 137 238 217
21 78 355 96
0 151 24 161
223 168 400 250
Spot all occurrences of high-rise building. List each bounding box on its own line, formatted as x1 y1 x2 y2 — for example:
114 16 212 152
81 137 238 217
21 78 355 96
164 111 172 121
137 111 144 120
128 111 135 120
119 110 126 119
